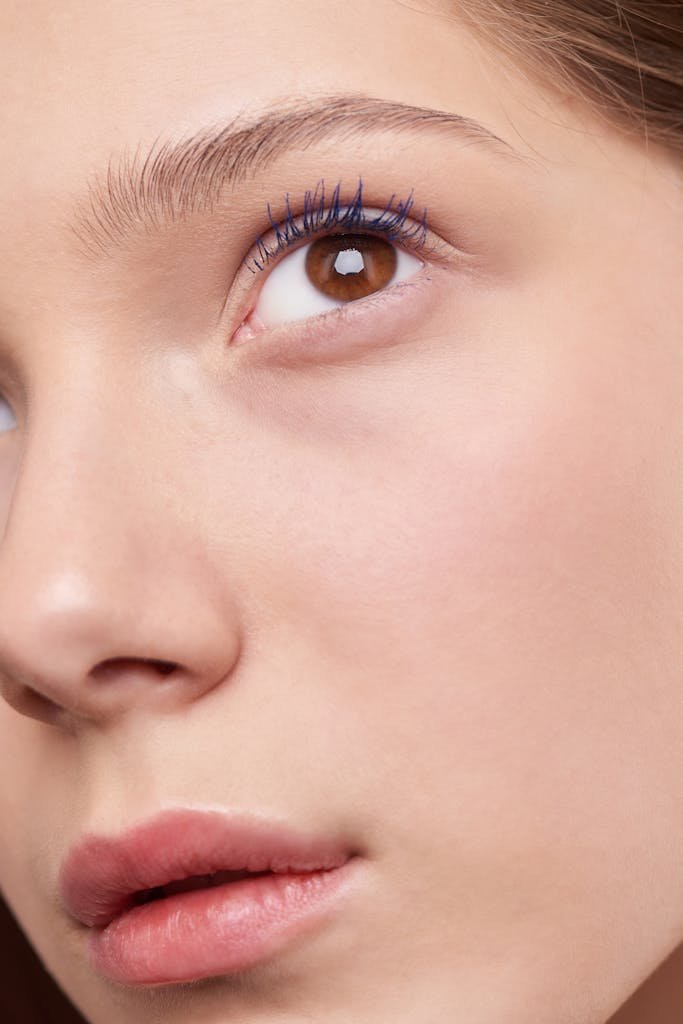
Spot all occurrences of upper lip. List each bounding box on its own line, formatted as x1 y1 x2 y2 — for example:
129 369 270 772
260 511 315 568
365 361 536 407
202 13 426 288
58 807 352 929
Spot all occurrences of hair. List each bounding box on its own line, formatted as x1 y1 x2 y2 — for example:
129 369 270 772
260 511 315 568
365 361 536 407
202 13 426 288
456 1 683 155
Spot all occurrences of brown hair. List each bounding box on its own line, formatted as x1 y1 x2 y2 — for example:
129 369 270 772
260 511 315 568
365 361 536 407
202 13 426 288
456 1 683 154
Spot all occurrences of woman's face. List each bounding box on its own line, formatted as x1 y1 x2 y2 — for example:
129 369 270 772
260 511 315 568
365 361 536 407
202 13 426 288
0 2 682 1022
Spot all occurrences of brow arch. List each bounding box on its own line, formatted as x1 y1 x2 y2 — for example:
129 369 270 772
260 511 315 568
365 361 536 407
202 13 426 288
70 93 523 259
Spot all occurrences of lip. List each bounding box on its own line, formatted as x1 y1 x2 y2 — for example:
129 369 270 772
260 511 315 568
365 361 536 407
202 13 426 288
58 807 360 985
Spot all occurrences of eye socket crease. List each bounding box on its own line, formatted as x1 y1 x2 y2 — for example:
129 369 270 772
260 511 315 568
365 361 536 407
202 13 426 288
69 93 529 261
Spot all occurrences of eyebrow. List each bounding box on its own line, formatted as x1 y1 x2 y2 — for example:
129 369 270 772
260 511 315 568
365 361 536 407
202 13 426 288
71 94 522 259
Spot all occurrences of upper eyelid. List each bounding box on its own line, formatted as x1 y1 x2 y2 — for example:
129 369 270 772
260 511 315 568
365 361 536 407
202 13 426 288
242 179 431 274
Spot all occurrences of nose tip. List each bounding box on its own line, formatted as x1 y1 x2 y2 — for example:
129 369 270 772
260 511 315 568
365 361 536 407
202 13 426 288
0 448 243 724
0 565 242 724
0 558 242 725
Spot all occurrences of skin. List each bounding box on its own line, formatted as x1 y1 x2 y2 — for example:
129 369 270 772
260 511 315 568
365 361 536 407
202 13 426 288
0 0 682 1021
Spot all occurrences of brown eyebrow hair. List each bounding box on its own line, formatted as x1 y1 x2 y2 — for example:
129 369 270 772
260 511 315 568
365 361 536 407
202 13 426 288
70 94 522 259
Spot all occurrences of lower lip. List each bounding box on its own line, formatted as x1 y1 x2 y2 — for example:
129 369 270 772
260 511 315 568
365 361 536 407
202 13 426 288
87 861 358 986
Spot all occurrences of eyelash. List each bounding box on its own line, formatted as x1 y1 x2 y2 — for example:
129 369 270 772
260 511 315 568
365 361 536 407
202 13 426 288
244 177 430 275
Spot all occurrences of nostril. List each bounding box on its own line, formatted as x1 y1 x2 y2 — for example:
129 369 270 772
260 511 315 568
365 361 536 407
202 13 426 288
91 657 179 681
146 659 177 676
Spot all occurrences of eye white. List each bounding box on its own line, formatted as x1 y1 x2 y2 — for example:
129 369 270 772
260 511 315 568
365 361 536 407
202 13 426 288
254 239 422 328
0 396 16 433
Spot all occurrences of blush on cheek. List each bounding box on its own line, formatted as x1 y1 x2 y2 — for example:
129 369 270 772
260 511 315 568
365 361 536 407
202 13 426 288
292 296 678 755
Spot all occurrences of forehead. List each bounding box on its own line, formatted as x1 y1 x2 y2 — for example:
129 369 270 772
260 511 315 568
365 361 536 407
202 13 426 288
0 0 560 199
0 0 652 316
0 3 523 296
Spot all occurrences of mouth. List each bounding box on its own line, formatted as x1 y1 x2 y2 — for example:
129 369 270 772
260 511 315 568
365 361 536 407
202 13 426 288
57 806 361 984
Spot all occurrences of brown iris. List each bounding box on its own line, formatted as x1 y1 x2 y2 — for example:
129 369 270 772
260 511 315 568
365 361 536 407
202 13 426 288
305 233 397 301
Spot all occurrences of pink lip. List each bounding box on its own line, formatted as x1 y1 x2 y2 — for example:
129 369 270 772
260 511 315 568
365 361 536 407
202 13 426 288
58 807 360 985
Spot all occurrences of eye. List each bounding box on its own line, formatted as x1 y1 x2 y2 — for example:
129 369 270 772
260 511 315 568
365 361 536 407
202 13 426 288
252 232 422 329
253 232 422 329
0 396 16 433
230 180 435 341
250 231 423 330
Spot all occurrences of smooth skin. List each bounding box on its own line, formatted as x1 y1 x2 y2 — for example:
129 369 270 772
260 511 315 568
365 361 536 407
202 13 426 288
0 1 682 1022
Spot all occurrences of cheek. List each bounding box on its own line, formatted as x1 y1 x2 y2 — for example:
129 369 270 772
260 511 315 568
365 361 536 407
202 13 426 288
269 302 679 704
244 289 683 883
232 292 683 994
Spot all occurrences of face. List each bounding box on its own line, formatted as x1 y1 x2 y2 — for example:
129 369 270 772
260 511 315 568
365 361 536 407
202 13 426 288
0 1 682 1022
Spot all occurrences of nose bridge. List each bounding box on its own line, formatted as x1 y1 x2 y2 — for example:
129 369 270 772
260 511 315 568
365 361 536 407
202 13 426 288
6 363 152 582
0 360 241 720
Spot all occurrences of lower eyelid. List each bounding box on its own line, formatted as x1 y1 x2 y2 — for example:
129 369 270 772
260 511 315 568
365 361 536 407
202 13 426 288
229 266 441 366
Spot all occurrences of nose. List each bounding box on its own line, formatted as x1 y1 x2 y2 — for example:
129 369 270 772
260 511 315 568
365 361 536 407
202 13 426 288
0 381 242 728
